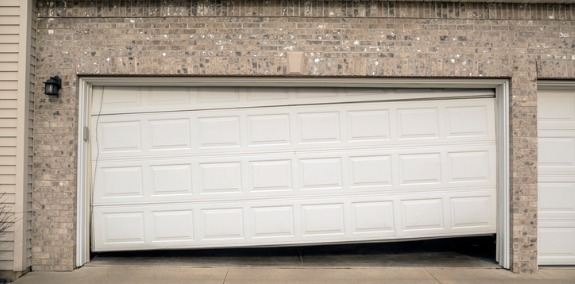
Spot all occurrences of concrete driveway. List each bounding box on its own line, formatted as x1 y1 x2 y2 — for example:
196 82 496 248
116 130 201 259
12 266 575 284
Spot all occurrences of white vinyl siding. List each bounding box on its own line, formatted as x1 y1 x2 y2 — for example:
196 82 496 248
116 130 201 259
0 0 33 272
90 86 497 252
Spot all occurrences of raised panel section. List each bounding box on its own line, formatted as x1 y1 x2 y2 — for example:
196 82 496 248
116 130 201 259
252 206 294 238
202 208 244 239
351 202 394 234
149 119 190 150
298 112 340 143
246 88 288 101
539 183 575 211
295 88 341 98
200 163 242 194
250 160 292 192
101 167 143 198
446 106 488 137
399 154 441 185
538 227 575 265
451 197 492 228
247 114 290 146
349 156 392 187
152 211 194 241
102 212 145 244
348 110 390 141
401 199 444 231
97 87 142 111
448 151 490 183
150 165 192 195
196 88 240 103
302 204 345 235
539 138 575 166
99 121 142 152
538 92 574 122
397 108 439 139
149 87 190 105
198 116 240 148
300 158 342 189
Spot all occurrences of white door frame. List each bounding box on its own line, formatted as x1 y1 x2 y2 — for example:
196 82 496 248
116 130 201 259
76 77 510 269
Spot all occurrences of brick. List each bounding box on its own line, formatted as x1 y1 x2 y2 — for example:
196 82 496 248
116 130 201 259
31 0 575 273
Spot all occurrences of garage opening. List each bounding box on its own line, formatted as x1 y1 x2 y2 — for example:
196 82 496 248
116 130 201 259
76 78 511 268
89 236 497 268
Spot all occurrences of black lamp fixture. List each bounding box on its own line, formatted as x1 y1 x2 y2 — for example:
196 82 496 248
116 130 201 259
43 76 62 96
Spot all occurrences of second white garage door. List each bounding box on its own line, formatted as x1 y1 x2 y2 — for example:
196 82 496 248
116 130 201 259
90 86 497 251
538 87 575 265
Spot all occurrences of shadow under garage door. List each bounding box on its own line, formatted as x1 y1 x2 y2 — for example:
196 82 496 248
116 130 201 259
89 236 498 268
89 86 497 252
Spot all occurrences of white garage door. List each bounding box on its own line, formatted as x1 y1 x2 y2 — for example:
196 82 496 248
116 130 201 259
538 88 575 265
90 86 497 252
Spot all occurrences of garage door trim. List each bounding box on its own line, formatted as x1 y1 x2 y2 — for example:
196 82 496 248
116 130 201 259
76 77 510 268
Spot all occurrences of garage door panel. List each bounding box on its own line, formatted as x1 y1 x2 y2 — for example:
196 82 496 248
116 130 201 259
302 203 345 236
450 196 494 229
92 100 495 160
96 87 142 109
351 201 395 235
151 210 195 242
94 161 193 205
538 88 575 265
150 164 193 196
348 110 390 141
201 208 245 240
97 120 143 153
538 227 575 265
349 155 392 187
447 151 491 183
400 199 444 232
247 114 291 146
93 189 495 251
300 158 343 190
198 116 242 148
149 87 192 105
100 166 144 199
92 145 495 206
398 153 441 185
251 206 295 238
149 118 192 150
98 211 146 246
538 137 575 166
199 162 243 194
93 86 494 115
249 160 293 192
446 106 490 137
539 183 575 212
92 87 496 252
539 228 575 255
538 90 575 130
397 108 439 139
298 112 342 144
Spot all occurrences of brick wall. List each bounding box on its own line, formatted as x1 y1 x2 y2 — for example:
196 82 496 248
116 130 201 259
32 0 575 273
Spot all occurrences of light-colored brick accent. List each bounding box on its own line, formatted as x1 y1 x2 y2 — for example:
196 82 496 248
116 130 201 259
32 0 575 273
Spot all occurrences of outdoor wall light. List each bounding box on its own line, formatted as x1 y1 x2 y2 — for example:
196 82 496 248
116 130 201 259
43 76 62 96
